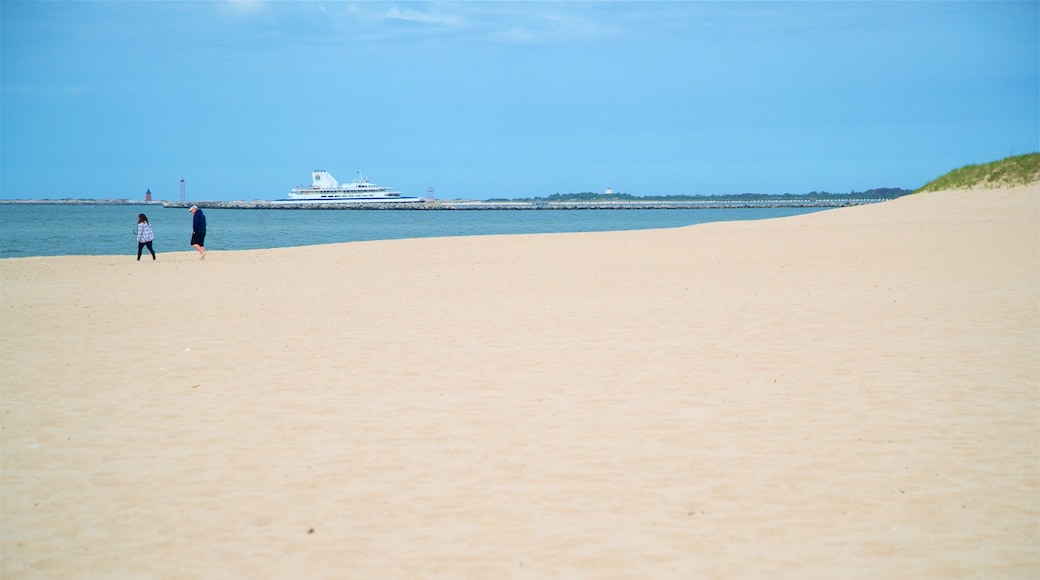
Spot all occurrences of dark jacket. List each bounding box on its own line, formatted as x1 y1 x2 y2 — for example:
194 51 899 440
193 209 206 233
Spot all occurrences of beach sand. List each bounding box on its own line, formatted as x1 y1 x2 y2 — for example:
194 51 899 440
2 186 1037 577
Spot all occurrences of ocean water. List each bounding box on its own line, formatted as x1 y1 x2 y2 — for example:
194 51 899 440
0 204 832 259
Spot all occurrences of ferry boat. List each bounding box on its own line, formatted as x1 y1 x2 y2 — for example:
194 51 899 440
273 170 422 203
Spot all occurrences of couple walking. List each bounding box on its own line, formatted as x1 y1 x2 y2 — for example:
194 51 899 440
133 205 208 261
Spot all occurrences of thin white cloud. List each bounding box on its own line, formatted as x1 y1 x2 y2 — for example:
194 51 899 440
489 26 543 45
379 5 463 27
321 2 628 46
224 0 265 14
481 4 626 45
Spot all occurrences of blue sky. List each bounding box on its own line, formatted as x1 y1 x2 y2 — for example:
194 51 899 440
2 1 1037 201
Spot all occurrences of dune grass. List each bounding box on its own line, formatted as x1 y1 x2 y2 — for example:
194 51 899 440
916 153 1040 193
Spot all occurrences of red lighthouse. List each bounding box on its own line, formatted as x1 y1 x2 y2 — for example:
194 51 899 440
145 188 152 202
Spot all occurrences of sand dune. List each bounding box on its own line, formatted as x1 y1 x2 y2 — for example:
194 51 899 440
2 186 1037 577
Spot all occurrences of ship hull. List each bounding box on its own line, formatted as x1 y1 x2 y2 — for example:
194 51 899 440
279 170 418 203
271 195 423 204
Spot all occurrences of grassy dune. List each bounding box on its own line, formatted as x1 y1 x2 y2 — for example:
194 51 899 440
916 153 1040 193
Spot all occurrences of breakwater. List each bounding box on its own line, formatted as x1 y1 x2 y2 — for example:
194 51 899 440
161 199 890 210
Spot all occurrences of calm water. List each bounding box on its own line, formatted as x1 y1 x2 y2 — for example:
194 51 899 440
0 204 832 259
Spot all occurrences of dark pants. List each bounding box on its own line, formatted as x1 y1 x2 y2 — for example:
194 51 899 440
137 241 155 260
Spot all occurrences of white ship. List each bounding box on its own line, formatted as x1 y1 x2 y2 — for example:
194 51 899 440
274 170 421 203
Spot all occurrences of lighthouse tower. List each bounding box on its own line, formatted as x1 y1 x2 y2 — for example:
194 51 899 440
145 188 152 202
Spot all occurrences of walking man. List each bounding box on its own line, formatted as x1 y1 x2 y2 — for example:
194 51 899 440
189 205 207 259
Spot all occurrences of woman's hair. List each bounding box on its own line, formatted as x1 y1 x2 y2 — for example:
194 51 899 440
138 214 149 224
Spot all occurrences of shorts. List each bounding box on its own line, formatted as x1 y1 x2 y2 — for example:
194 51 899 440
191 231 206 246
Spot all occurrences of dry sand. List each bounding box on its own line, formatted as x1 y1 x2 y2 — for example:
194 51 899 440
2 186 1037 577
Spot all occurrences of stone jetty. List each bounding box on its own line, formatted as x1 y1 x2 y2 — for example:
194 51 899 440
161 198 891 210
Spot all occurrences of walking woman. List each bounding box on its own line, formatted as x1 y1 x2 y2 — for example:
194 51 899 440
136 213 156 260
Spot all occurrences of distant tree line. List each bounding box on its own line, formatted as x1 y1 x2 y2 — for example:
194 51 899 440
487 188 913 203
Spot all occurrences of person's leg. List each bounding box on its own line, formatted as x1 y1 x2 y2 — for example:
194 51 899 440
137 242 144 260
192 232 206 259
146 241 156 259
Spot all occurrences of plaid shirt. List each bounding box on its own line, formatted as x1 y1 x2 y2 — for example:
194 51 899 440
137 222 154 243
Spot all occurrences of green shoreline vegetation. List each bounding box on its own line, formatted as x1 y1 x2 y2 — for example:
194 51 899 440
915 153 1040 193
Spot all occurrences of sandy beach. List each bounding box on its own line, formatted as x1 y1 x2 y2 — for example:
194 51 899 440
2 186 1037 577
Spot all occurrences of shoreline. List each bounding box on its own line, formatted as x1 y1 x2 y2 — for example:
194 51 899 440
0 202 845 261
